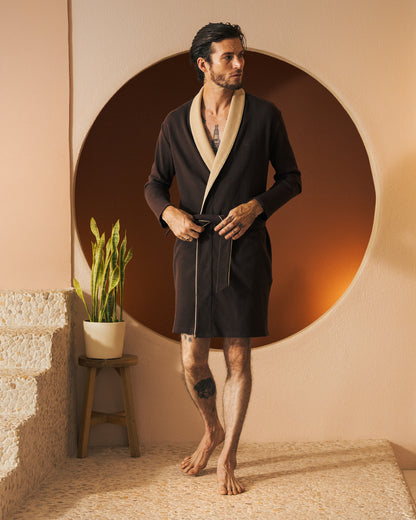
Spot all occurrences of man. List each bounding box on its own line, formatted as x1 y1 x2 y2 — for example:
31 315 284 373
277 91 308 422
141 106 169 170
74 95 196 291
145 22 301 495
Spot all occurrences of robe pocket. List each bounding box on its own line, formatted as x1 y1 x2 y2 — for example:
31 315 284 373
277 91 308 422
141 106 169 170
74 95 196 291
231 226 272 289
173 239 196 277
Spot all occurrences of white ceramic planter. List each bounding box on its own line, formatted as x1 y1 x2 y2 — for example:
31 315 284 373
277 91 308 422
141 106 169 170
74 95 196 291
83 320 126 359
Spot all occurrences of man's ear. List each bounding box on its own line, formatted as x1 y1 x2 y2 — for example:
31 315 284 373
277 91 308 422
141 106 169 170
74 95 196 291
197 56 209 77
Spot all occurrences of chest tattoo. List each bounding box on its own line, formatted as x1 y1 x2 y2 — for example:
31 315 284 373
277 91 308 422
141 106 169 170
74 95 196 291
211 125 220 153
202 114 222 154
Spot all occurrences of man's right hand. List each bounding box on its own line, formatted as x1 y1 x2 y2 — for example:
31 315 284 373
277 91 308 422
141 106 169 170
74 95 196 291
162 206 204 242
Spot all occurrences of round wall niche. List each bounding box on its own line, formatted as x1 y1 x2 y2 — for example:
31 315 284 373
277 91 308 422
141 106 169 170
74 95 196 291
74 51 375 348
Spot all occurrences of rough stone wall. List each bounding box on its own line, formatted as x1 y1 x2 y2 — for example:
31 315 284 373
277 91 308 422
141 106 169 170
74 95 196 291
0 290 76 519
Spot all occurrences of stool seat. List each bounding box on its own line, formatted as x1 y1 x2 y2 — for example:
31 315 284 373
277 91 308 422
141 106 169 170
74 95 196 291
79 354 138 369
77 354 140 458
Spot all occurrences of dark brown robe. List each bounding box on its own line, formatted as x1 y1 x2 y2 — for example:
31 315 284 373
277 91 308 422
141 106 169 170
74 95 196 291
145 88 301 337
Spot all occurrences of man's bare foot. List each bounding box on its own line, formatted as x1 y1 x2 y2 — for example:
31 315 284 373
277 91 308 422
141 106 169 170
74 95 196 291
217 453 245 495
181 427 225 475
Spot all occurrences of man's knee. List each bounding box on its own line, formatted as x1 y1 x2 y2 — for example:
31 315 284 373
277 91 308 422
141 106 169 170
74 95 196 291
182 352 207 374
224 338 251 376
181 335 210 373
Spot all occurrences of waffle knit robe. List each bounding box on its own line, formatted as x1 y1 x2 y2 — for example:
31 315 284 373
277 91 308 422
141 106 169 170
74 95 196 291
145 88 301 338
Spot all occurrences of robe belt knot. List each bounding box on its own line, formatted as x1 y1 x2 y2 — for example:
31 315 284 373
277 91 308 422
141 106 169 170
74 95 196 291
193 214 232 293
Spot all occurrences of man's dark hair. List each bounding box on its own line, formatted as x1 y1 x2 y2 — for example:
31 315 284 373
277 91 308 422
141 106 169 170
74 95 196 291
190 22 246 82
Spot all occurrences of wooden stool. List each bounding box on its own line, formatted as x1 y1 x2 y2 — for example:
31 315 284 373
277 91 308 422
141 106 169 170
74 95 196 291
77 354 140 458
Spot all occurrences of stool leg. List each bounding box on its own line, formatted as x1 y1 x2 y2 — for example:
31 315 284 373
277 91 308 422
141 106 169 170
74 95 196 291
77 367 97 458
120 367 140 457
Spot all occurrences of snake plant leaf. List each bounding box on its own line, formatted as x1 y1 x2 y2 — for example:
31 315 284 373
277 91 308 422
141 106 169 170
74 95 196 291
108 266 120 292
119 237 127 286
120 246 133 291
101 235 112 291
99 266 120 322
106 291 115 322
95 253 105 317
113 220 120 242
121 235 133 264
110 266 120 321
90 217 100 243
91 233 105 321
73 278 92 321
99 289 113 322
111 220 120 270
105 235 112 261
119 249 133 292
124 248 133 264
119 234 133 321
75 218 133 323
120 233 126 261
100 251 111 295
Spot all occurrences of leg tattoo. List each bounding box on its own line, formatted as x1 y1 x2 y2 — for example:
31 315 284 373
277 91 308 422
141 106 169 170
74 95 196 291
181 336 225 475
194 377 216 399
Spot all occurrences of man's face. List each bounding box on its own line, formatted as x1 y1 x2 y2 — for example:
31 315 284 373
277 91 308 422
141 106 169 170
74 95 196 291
203 38 245 90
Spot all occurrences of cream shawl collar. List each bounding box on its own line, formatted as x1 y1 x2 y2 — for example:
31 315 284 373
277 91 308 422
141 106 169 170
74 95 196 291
190 87 246 212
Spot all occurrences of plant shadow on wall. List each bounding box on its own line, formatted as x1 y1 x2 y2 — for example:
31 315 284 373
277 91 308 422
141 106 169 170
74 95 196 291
75 52 375 348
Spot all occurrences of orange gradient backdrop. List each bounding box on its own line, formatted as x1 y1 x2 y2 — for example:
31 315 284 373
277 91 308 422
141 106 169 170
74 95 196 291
75 52 375 347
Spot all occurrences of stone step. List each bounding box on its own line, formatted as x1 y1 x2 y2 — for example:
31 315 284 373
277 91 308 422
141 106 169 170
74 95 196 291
0 415 23 473
0 291 75 519
0 326 56 371
0 369 41 416
0 291 68 328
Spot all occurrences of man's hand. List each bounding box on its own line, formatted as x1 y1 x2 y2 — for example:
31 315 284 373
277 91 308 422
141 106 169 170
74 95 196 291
162 206 204 242
214 199 264 240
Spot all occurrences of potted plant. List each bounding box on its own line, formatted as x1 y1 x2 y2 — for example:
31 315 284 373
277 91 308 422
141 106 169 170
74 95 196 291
73 218 133 359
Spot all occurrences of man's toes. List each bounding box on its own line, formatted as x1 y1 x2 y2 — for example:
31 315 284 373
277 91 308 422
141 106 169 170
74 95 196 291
181 457 203 475
187 466 199 475
218 477 245 495
235 480 245 494
181 460 193 472
218 484 228 495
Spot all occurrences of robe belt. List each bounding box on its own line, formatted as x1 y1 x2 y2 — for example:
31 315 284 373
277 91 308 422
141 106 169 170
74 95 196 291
193 214 232 293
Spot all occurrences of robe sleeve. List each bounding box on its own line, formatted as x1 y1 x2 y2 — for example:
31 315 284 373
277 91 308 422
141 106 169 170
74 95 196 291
254 107 302 218
144 120 175 228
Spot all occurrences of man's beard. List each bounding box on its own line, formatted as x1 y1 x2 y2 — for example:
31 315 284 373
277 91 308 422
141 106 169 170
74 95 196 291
210 70 243 91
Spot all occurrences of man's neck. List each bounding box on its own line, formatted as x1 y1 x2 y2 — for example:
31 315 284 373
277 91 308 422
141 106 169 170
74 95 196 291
202 83 234 117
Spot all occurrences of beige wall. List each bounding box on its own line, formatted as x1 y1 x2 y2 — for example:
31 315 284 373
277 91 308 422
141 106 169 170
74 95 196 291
0 0 71 289
71 0 416 467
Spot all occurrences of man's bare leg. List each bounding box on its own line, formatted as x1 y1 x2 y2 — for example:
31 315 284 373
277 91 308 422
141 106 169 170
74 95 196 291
181 334 225 475
217 337 252 495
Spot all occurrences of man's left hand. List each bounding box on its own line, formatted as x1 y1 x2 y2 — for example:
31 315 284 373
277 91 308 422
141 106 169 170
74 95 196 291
214 199 264 240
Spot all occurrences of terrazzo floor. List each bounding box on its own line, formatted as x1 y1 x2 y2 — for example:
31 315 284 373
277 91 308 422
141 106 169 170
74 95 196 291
9 440 416 520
